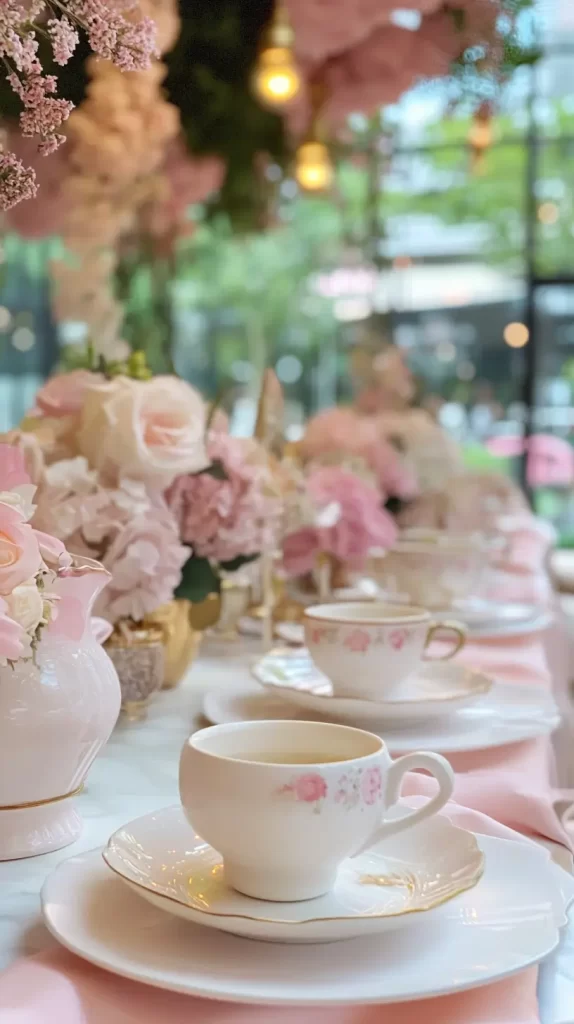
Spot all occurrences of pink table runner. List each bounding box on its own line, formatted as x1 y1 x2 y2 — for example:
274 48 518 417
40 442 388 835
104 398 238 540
0 802 546 1024
0 518 569 1023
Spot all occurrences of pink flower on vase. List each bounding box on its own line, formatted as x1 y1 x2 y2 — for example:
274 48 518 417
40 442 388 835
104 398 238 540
76 375 208 488
361 766 382 806
0 596 25 662
281 773 328 803
0 503 42 596
389 628 409 650
283 465 398 577
0 444 29 491
167 433 281 563
301 407 417 500
95 499 189 625
34 530 72 570
344 628 371 654
282 526 321 578
34 370 101 419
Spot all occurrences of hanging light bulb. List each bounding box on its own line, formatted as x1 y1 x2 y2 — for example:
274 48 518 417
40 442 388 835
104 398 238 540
252 3 301 109
294 140 333 192
294 83 333 193
468 101 493 174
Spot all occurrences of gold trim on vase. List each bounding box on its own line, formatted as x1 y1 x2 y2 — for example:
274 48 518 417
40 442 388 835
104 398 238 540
0 783 84 812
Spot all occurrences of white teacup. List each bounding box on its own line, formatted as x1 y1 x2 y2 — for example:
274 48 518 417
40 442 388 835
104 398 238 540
304 602 465 701
179 719 454 902
370 531 487 610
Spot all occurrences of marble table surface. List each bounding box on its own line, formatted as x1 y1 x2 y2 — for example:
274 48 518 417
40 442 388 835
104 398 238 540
1 637 574 1022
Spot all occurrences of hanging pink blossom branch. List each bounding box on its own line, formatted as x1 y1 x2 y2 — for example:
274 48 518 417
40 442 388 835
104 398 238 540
0 0 157 209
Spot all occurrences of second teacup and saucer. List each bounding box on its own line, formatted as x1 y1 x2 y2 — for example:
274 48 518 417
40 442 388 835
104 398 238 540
252 602 490 725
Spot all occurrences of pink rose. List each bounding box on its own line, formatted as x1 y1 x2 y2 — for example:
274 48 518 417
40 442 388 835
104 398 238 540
361 766 382 806
0 596 25 662
77 375 208 487
35 370 101 418
0 503 42 595
34 529 72 570
294 773 328 802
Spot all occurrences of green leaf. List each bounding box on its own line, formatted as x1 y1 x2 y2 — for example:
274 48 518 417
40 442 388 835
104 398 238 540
175 553 222 603
219 553 259 573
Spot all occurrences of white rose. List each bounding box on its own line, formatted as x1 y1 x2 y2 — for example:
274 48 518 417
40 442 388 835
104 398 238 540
77 375 208 487
0 484 37 522
6 578 45 635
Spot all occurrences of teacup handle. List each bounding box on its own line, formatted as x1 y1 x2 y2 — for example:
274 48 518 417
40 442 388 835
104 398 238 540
353 752 454 856
424 620 466 661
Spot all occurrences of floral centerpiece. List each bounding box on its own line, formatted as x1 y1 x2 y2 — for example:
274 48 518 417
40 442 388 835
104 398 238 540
7 357 283 690
6 359 208 705
282 423 416 597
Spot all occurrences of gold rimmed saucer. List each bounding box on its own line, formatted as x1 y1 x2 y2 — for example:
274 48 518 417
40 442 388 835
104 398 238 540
252 648 492 723
103 805 484 943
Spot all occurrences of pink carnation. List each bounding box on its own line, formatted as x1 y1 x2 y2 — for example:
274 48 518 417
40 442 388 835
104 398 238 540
166 433 281 564
283 465 398 577
301 407 417 500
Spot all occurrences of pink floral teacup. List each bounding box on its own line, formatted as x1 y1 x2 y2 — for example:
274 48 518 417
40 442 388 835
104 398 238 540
179 720 453 902
304 602 466 702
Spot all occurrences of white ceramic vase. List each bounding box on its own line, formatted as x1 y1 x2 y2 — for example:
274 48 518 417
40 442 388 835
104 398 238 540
0 558 121 860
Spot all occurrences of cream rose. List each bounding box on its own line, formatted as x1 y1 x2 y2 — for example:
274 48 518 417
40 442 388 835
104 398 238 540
0 503 42 595
5 577 44 634
77 376 208 487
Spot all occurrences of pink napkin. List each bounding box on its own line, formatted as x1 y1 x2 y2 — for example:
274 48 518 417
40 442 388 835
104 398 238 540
0 802 544 1024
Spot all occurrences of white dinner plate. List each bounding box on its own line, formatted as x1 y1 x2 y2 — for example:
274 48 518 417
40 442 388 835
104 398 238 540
253 648 492 722
42 840 574 1006
202 679 560 755
103 805 483 943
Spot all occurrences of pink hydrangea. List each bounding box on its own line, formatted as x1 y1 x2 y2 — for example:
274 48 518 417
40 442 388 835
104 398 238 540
301 407 418 500
166 433 281 564
283 465 398 577
94 498 188 624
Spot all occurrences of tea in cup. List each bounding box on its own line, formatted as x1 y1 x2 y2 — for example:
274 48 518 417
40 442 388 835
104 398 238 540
304 602 465 701
179 719 454 902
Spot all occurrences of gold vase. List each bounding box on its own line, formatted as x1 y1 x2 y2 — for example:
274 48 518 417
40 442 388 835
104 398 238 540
145 595 221 689
105 621 164 721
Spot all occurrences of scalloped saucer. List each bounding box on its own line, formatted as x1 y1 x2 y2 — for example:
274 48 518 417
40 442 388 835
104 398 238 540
252 648 491 722
102 805 483 943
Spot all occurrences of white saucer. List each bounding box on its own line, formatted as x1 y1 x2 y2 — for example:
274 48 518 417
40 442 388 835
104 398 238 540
434 599 553 640
203 679 560 755
253 648 491 722
377 593 553 639
42 838 574 1005
103 805 483 943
